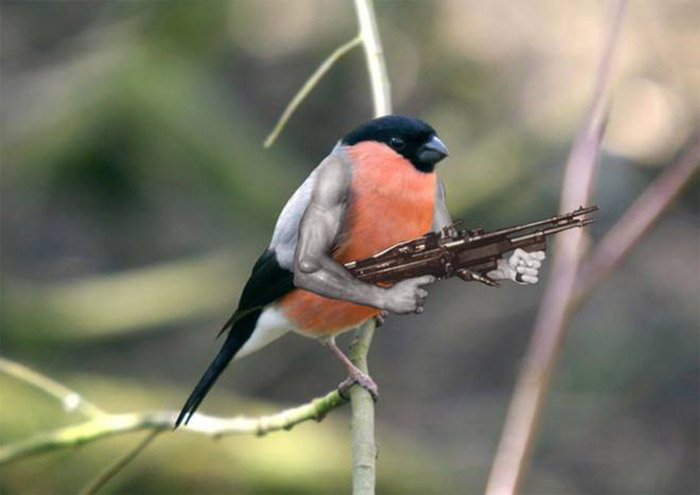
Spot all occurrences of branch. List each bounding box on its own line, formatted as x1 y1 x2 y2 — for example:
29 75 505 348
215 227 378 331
353 0 391 117
0 381 346 466
348 321 378 495
0 357 105 418
347 1 391 493
3 1 393 491
78 430 160 495
263 36 362 148
575 132 700 298
485 2 627 494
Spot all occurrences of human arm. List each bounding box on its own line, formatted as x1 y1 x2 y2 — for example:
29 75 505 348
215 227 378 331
293 154 434 313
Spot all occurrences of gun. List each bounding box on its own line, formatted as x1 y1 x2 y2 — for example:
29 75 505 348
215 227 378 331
343 206 598 287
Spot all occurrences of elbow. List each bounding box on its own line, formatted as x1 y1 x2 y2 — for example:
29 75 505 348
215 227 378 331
296 255 321 275
294 257 319 289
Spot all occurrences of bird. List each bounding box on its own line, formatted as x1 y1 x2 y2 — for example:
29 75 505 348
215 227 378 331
175 115 453 427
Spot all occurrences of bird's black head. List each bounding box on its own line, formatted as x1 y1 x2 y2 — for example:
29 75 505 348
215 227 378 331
341 115 449 173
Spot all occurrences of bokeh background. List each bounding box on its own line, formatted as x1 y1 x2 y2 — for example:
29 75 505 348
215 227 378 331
1 1 698 494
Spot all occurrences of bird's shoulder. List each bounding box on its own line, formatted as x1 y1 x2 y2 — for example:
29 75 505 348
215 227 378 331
269 145 352 267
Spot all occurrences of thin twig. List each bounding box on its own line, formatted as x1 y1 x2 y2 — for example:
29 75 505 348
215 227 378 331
263 36 362 148
485 2 628 494
0 388 347 466
576 132 700 298
78 430 160 495
0 357 105 418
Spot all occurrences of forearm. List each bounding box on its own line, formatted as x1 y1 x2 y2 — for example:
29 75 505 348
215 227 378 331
294 259 387 309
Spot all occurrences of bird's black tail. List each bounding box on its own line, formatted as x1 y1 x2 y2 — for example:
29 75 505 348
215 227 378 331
175 308 261 428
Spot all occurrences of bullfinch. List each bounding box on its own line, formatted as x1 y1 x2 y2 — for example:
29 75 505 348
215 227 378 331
175 115 544 427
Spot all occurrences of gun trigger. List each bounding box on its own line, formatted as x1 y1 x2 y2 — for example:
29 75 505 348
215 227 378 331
457 269 501 287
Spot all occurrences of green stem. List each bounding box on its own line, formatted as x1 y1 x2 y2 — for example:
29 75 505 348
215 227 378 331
348 321 377 495
353 0 391 117
0 357 105 418
78 430 160 495
0 390 347 466
347 1 391 493
263 36 362 148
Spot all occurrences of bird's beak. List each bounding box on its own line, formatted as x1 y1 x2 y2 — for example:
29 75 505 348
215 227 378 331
418 136 449 165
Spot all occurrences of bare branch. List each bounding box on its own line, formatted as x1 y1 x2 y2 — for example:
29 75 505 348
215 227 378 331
576 133 700 298
263 36 362 148
353 0 391 118
0 389 347 466
0 357 105 419
348 321 377 495
3 3 393 493
485 2 628 494
78 431 160 495
346 1 392 493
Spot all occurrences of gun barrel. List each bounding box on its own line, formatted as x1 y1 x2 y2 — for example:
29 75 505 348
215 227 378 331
468 205 598 242
509 217 596 245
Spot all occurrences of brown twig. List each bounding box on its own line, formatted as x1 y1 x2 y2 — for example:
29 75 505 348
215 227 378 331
576 132 700 298
485 2 628 494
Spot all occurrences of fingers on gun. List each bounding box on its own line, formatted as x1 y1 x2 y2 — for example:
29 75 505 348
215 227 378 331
530 250 546 261
516 266 539 277
508 249 540 284
511 249 545 269
515 265 539 284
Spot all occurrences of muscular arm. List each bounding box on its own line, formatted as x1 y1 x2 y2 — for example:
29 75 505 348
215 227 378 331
294 153 434 314
293 155 386 307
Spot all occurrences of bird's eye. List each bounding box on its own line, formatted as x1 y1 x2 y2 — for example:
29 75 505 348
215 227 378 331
389 137 405 150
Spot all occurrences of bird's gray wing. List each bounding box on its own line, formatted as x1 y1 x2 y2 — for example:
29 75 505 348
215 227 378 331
217 158 326 336
269 167 318 270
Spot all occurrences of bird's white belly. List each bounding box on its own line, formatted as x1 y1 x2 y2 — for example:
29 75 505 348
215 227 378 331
234 306 292 359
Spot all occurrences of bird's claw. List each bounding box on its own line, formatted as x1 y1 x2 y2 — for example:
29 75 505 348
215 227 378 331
338 371 379 402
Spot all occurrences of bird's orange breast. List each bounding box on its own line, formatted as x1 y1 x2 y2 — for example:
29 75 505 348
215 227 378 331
281 142 436 336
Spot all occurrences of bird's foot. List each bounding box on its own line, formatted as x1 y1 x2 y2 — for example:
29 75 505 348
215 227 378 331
338 369 379 402
374 310 389 327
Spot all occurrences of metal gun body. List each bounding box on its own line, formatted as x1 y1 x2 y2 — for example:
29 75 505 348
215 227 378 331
343 206 598 286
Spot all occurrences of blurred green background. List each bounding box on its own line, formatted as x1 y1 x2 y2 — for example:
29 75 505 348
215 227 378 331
1 1 697 494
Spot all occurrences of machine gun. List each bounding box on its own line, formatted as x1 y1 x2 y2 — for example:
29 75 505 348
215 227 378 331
343 206 598 287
